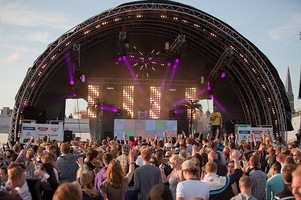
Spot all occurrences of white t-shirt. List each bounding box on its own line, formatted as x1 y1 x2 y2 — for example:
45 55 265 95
176 179 210 200
16 181 32 200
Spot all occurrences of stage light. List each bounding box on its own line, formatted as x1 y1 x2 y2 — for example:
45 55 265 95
206 81 215 91
72 93 77 97
175 58 180 63
111 108 118 113
221 71 226 79
115 61 119 65
209 94 214 99
118 57 122 61
70 80 74 85
167 62 171 67
206 82 211 91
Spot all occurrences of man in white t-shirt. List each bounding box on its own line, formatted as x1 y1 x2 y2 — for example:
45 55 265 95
176 160 210 200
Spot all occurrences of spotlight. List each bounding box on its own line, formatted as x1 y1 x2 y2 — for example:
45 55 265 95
115 61 119 65
206 82 211 91
175 58 180 63
221 71 227 79
206 81 215 91
118 57 122 61
72 93 77 97
209 94 214 99
111 108 118 113
70 80 74 85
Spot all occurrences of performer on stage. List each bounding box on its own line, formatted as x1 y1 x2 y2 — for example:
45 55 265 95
210 106 222 139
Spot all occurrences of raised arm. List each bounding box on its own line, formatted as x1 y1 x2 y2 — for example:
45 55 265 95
125 148 137 183
123 133 127 144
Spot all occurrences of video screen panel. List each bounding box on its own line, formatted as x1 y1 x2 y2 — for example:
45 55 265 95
114 119 177 140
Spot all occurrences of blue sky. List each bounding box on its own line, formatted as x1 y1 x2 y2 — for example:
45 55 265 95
0 0 301 115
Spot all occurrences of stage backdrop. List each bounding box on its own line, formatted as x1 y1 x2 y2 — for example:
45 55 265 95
114 119 177 140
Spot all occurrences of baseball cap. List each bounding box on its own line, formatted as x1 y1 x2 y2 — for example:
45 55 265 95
165 143 173 148
174 148 180 154
182 160 196 170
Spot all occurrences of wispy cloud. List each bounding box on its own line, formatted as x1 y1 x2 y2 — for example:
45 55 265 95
27 32 53 43
1 52 24 64
268 13 301 43
0 1 76 30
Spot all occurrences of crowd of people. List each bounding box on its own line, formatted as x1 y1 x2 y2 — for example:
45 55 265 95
0 127 301 200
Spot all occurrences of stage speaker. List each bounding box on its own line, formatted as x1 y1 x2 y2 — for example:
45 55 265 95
64 130 73 142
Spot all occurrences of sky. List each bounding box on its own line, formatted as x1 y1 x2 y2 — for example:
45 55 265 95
0 0 301 116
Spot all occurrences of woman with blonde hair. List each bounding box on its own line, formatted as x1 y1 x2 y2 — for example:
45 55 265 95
100 148 136 200
80 171 103 200
161 154 183 200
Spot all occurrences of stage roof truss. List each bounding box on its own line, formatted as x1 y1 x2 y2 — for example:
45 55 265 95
9 1 291 141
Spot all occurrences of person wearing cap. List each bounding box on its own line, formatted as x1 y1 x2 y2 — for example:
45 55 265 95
165 142 173 152
210 106 222 139
176 159 210 200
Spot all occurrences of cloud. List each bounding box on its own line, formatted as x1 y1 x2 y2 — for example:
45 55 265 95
0 1 76 30
27 32 53 43
2 52 24 64
268 13 301 42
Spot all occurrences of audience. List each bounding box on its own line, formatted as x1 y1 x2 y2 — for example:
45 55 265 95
0 128 301 200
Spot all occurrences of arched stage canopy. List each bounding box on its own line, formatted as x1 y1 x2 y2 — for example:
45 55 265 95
10 0 292 142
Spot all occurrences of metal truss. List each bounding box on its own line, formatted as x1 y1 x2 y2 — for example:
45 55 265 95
166 35 186 55
9 1 289 141
88 78 199 86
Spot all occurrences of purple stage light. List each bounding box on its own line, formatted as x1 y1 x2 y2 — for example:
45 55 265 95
167 62 171 67
206 82 211 91
175 58 180 63
122 56 127 61
70 80 74 85
221 71 226 79
111 108 118 113
72 93 77 97
115 61 119 65
209 94 214 99
118 57 122 61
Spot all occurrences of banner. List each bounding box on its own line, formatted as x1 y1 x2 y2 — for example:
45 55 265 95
236 124 251 144
236 124 274 144
20 122 64 144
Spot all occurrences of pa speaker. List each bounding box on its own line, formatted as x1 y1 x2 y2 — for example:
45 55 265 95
64 130 73 142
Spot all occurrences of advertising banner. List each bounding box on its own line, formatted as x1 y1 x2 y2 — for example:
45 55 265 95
20 122 64 143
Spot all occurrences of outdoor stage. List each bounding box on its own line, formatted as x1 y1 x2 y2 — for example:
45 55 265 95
9 0 292 143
